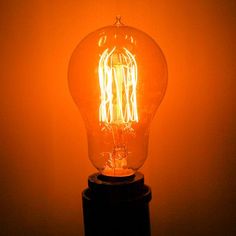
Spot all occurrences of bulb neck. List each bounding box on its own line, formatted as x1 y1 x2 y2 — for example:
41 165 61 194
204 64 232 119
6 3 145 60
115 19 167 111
98 173 135 182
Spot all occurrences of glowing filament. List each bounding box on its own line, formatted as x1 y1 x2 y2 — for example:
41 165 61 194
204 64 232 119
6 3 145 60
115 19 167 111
99 47 138 124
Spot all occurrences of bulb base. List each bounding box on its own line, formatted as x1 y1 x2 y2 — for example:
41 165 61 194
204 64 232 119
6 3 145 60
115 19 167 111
82 172 152 236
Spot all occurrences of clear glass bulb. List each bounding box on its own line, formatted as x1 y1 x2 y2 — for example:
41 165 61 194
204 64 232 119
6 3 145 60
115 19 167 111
68 17 168 177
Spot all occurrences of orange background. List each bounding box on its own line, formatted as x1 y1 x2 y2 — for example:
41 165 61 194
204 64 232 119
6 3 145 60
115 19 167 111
1 0 235 235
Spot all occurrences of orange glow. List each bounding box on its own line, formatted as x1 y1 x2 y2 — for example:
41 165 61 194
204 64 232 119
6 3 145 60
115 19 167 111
68 21 168 177
1 0 235 234
98 46 139 176
99 47 138 124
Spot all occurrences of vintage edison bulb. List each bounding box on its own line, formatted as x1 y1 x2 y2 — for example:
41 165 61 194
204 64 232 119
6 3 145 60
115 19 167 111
68 18 167 177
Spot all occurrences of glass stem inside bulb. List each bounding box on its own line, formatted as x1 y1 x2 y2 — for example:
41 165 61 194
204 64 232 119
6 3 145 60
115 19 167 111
103 124 134 177
111 125 128 172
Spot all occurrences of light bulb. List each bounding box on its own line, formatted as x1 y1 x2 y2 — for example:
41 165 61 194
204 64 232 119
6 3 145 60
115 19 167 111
68 17 168 177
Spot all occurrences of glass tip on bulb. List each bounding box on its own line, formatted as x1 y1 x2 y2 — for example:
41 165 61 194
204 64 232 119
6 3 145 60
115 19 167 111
114 15 124 27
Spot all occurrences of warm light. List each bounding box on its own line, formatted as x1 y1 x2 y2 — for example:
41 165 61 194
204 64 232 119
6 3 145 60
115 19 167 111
99 47 138 124
68 17 168 177
98 46 139 176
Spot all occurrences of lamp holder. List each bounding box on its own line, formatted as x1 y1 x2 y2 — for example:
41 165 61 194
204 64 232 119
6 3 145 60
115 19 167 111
82 172 152 236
